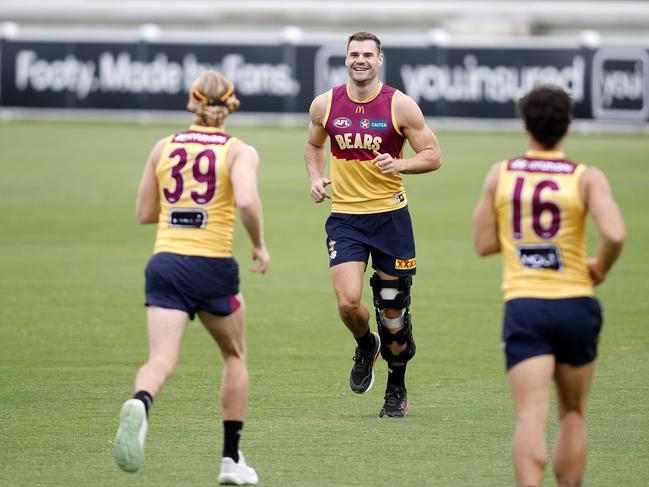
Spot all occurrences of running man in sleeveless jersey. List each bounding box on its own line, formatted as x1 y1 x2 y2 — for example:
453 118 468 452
473 85 624 487
305 32 442 418
114 71 269 485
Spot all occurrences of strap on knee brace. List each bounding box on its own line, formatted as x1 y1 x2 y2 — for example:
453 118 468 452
370 273 412 310
376 309 416 363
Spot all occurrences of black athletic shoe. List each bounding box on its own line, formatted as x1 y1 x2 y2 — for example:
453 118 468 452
349 332 381 394
378 385 409 418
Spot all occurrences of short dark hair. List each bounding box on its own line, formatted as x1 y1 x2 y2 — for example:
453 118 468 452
347 32 381 53
518 85 573 149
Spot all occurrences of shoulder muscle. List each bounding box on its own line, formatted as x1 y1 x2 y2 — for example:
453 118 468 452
394 91 426 131
228 139 259 171
148 136 169 168
309 93 329 126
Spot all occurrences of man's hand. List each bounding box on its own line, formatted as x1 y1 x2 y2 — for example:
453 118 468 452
373 150 403 175
250 245 271 274
588 257 606 286
310 178 332 203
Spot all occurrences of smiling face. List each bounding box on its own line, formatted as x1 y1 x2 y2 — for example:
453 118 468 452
345 39 383 85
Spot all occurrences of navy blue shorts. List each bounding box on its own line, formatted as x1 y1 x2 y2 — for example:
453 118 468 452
325 206 416 276
145 252 241 320
502 297 602 370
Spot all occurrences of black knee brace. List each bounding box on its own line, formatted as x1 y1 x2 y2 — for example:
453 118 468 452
370 273 416 363
369 273 411 310
375 308 416 363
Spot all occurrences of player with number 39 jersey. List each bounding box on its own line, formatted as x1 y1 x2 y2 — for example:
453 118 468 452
114 71 269 486
154 127 237 257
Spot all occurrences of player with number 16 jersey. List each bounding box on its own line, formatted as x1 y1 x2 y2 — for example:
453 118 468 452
473 85 624 487
495 151 591 300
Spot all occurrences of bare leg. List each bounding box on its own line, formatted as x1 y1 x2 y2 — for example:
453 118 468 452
134 306 189 398
115 306 188 472
201 296 259 484
553 361 595 487
331 261 370 337
199 296 248 420
508 355 554 487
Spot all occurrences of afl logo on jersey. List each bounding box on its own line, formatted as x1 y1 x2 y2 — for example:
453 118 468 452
333 117 352 128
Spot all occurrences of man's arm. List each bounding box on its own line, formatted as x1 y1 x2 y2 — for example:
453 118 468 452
229 141 270 274
580 166 625 285
135 137 166 224
473 163 501 256
373 91 442 175
304 93 332 203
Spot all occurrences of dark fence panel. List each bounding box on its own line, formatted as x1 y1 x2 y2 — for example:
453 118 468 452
1 38 647 123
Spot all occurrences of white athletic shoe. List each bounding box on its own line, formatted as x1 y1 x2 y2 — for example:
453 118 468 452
114 399 148 472
218 451 259 485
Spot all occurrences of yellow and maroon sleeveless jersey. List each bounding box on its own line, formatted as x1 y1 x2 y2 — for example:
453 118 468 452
494 150 592 300
153 125 237 258
323 82 407 214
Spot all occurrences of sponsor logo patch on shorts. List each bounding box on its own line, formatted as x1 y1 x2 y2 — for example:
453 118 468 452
395 258 416 270
328 239 337 260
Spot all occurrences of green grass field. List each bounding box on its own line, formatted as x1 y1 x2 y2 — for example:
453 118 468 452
0 120 647 486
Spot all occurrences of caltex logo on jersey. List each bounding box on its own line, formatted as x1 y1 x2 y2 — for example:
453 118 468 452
360 119 388 130
333 117 352 128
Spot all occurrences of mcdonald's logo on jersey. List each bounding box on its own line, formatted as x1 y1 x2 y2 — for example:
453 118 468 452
355 105 365 114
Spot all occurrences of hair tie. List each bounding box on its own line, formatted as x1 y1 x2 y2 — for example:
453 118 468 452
191 85 211 103
191 82 236 109
219 81 234 103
